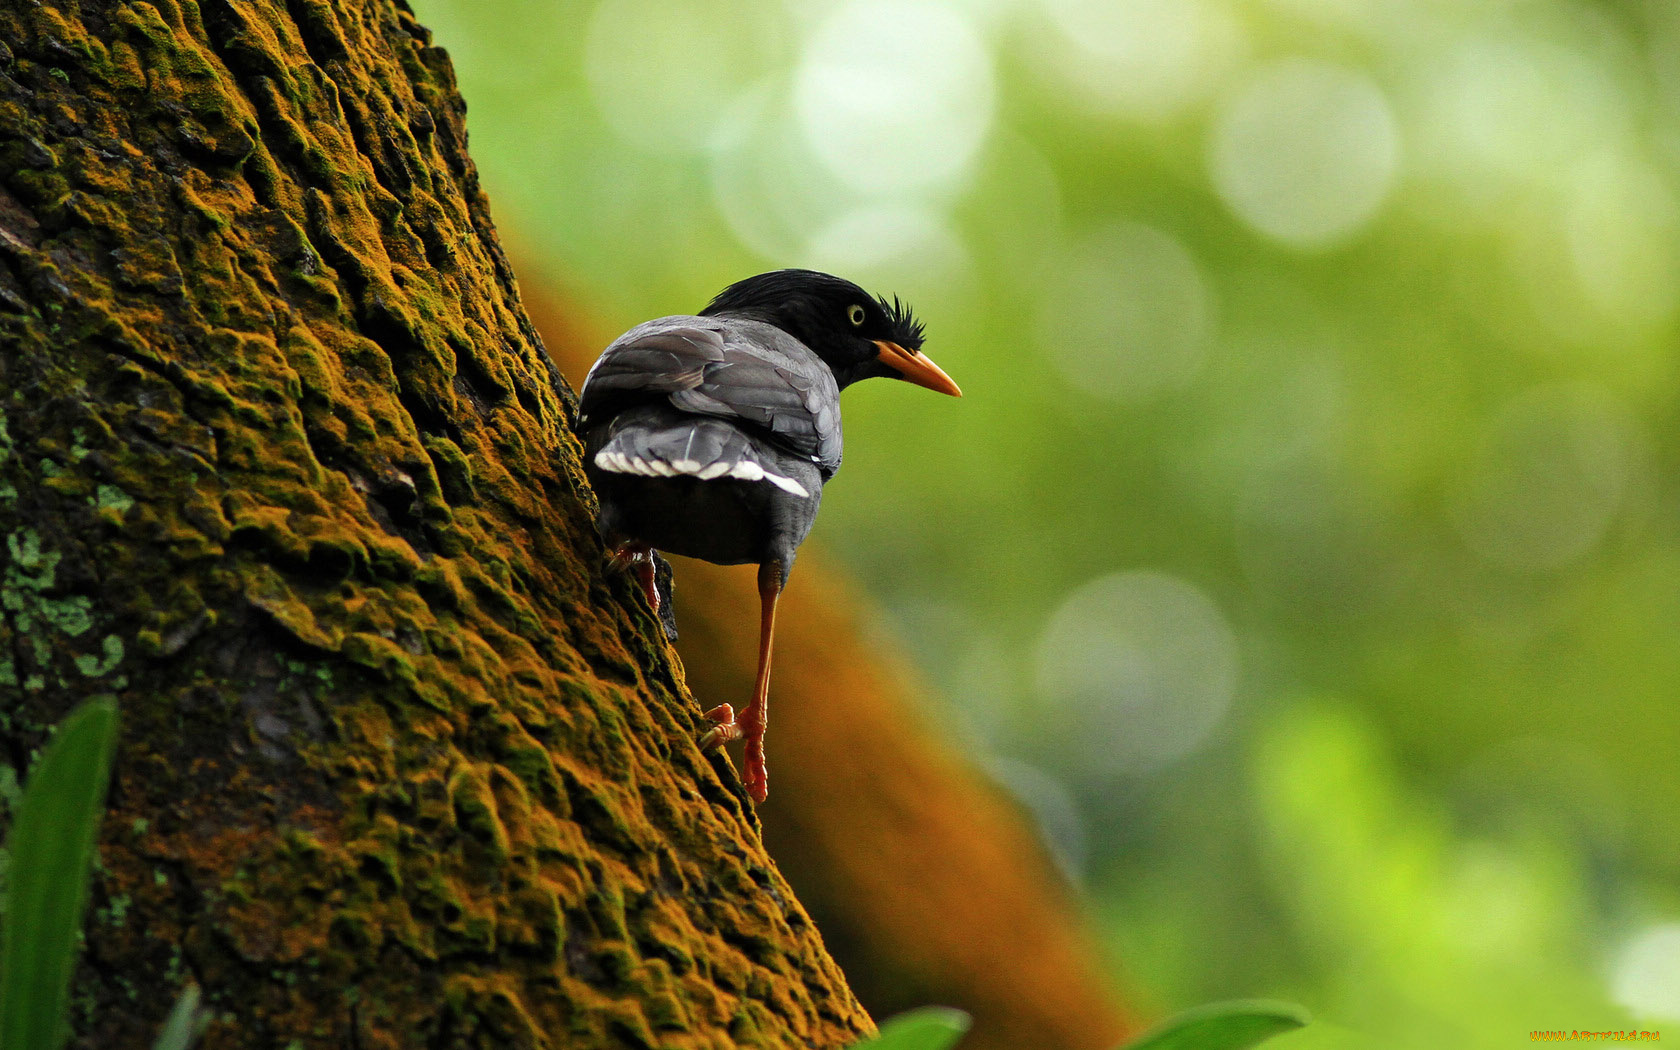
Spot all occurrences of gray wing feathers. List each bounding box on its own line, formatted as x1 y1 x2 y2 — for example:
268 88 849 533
580 316 842 474
579 328 721 395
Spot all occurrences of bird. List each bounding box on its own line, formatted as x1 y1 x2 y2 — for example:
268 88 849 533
576 269 961 803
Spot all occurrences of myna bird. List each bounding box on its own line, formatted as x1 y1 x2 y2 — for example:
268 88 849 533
578 269 961 802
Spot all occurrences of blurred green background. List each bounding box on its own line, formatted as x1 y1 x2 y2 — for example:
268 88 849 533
409 0 1680 1045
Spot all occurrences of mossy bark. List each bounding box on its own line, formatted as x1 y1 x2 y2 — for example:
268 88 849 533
0 2 870 1048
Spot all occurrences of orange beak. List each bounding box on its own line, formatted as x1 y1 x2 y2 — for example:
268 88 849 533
873 340 962 397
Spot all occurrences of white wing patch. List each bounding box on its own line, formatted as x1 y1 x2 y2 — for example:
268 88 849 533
595 449 810 498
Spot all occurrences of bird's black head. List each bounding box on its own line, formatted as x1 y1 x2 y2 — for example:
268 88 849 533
700 269 960 395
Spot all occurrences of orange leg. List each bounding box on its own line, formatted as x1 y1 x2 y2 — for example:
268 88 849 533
698 560 781 803
739 560 781 802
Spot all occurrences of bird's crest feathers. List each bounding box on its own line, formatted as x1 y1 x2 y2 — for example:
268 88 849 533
876 293 925 352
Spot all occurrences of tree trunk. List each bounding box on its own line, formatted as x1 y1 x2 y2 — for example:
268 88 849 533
0 2 871 1048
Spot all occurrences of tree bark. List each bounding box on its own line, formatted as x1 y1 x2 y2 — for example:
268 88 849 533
0 2 870 1048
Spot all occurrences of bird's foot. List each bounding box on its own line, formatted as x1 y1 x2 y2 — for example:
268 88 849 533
698 703 767 803
698 704 741 750
607 542 660 614
742 738 768 804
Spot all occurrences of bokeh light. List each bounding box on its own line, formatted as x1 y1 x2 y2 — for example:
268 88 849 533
984 755 1090 884
709 101 849 262
585 0 788 153
807 204 971 286
1209 59 1400 248
1031 0 1245 122
1038 223 1214 403
793 0 994 196
1613 924 1680 1022
1564 155 1680 338
1034 572 1237 778
1406 31 1630 189
1450 385 1640 573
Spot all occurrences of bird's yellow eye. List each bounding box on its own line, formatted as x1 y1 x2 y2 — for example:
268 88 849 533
847 304 866 327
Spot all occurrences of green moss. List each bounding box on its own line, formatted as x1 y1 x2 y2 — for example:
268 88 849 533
93 485 133 512
6 529 55 579
3 531 95 651
645 991 690 1032
74 634 123 677
447 764 510 862
422 434 476 502
102 892 132 928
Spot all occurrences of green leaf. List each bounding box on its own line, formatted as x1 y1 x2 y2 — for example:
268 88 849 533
850 1007 972 1050
1120 999 1310 1050
152 984 208 1050
0 698 120 1050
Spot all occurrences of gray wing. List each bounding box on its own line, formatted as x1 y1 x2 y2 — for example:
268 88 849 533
578 316 842 476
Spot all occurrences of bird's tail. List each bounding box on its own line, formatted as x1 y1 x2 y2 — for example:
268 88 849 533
591 406 811 498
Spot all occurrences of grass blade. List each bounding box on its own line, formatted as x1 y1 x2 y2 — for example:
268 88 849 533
850 1006 972 1050
0 698 120 1050
1120 999 1310 1050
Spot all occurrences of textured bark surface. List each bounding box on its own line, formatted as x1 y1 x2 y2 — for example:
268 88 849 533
526 280 1138 1050
0 2 870 1048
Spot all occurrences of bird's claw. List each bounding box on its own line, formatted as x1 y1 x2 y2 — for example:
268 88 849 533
698 703 768 803
606 543 660 614
698 704 741 751
742 759 767 804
